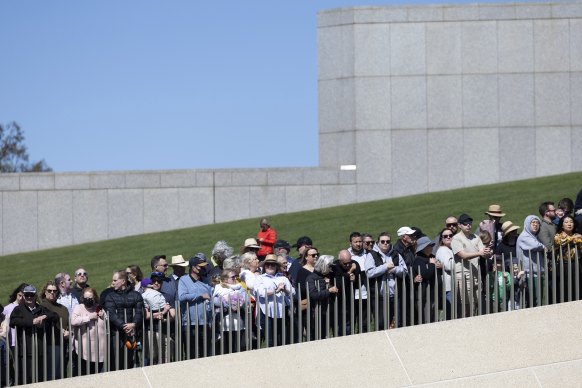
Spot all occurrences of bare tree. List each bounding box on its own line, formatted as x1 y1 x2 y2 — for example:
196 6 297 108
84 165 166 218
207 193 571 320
0 122 51 172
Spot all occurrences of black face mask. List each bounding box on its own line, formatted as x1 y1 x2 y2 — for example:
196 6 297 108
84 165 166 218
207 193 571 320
197 266 207 277
83 299 95 308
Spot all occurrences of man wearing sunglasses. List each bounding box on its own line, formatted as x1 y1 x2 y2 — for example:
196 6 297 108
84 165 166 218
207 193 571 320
71 268 90 301
150 255 177 308
367 232 408 329
10 285 59 384
348 231 370 333
432 216 459 255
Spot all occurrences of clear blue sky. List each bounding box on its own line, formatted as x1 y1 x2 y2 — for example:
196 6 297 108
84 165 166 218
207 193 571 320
1 0 516 172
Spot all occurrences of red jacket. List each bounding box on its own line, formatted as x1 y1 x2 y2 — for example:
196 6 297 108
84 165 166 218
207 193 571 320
257 227 277 257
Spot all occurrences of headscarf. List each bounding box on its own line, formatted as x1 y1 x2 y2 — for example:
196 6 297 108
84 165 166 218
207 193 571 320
517 215 545 274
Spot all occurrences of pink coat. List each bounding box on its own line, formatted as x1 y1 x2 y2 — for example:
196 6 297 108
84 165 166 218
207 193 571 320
71 304 106 362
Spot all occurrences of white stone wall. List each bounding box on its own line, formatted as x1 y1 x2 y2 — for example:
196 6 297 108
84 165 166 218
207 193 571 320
2 1 582 255
318 1 582 196
0 169 357 255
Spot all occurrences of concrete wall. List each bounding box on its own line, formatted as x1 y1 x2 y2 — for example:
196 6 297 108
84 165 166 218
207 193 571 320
318 1 582 196
2 1 582 255
28 300 582 387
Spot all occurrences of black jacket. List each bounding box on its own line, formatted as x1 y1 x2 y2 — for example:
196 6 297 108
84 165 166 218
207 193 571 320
10 303 59 353
104 287 144 332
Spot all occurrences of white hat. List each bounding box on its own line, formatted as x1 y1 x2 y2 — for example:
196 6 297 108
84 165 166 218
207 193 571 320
397 226 415 237
242 238 260 249
171 255 188 267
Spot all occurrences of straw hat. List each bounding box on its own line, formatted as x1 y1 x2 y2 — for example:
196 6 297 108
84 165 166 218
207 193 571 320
501 220 520 237
485 204 506 217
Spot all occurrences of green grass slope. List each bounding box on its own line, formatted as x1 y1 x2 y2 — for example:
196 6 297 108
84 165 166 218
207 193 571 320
2 172 581 300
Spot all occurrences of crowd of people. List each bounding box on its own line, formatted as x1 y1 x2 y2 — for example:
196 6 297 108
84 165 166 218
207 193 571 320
1 193 582 384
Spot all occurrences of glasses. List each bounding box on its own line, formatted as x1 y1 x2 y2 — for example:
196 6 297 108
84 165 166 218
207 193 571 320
46 289 58 293
152 279 163 284
76 272 88 276
442 234 453 239
308 253 319 257
364 241 374 245
24 293 35 298
446 223 458 228
379 240 391 244
461 222 472 226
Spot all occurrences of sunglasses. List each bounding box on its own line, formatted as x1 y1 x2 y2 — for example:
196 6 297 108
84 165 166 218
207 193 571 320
308 253 319 257
76 272 88 276
446 223 458 227
379 240 391 244
442 234 453 239
364 241 374 245
46 289 58 293
24 293 35 298
152 279 163 284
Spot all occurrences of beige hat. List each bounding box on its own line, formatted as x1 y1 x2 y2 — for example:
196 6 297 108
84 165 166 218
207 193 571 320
171 255 188 267
242 238 260 250
501 221 520 237
263 254 280 267
485 204 506 217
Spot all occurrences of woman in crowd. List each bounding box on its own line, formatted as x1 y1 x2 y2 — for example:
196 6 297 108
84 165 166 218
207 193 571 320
517 215 546 307
495 221 523 310
10 285 58 384
71 287 106 375
2 283 27 384
126 265 144 293
412 237 438 324
306 255 338 340
435 228 454 320
141 272 175 365
255 255 294 347
213 269 247 353
39 281 70 380
553 215 582 302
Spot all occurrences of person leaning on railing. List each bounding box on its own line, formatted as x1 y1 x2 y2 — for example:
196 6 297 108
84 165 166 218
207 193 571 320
517 215 546 308
71 287 106 375
10 285 59 384
39 281 70 380
306 254 338 340
103 270 144 370
553 214 582 303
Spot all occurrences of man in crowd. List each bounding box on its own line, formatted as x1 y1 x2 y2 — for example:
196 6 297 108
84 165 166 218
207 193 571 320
150 255 177 307
392 226 417 325
433 216 458 254
178 256 213 359
538 201 557 251
70 267 90 301
273 239 294 270
288 236 313 281
55 272 79 315
170 255 189 281
104 270 144 370
372 232 408 328
347 232 370 333
334 249 361 336
476 204 505 248
451 213 491 317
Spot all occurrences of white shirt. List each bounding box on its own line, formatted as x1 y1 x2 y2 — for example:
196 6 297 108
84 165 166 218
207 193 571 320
57 291 79 316
348 248 370 300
